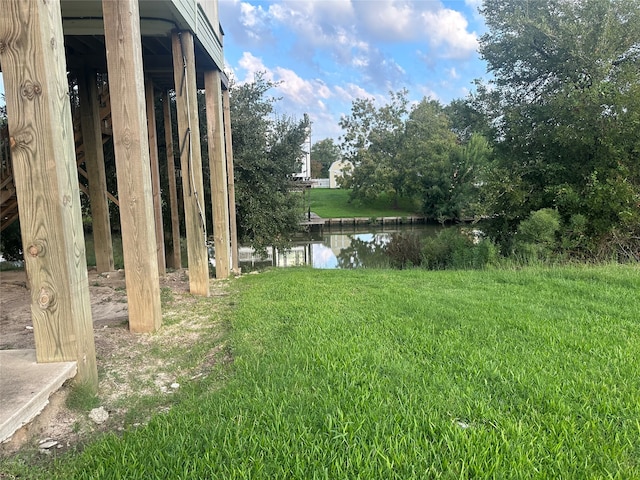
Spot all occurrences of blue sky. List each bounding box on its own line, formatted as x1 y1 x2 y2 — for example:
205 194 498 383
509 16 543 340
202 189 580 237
218 0 489 141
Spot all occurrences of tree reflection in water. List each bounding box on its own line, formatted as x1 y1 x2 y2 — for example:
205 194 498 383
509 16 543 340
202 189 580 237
336 234 390 269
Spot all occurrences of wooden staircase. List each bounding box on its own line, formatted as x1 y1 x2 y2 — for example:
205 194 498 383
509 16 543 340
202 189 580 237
0 82 114 233
0 124 18 232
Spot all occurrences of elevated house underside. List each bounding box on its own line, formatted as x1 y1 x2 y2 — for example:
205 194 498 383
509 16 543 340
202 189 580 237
0 0 239 441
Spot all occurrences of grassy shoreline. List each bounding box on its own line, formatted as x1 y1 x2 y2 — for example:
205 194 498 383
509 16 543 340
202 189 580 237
5 264 640 478
308 189 420 219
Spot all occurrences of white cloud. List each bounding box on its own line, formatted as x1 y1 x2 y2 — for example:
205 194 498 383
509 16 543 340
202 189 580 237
268 2 357 50
352 0 415 41
274 67 332 105
334 83 387 105
448 67 460 80
417 85 439 101
219 0 275 47
239 2 260 28
334 83 374 103
421 8 478 59
235 53 332 107
232 51 341 139
266 1 478 66
224 1 479 60
310 109 343 141
349 1 478 58
237 51 273 83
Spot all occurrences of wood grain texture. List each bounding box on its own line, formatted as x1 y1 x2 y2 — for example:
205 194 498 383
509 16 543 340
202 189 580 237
145 78 166 276
204 71 230 279
77 68 114 274
102 0 162 332
172 30 209 296
0 0 97 389
163 90 182 270
222 88 240 273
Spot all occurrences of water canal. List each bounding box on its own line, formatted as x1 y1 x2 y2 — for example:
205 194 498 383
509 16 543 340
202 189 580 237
236 224 445 270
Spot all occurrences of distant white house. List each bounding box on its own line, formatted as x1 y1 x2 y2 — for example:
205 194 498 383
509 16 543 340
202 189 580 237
329 160 353 188
293 126 312 181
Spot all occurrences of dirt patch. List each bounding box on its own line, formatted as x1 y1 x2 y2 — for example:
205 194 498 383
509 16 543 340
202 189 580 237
0 268 230 458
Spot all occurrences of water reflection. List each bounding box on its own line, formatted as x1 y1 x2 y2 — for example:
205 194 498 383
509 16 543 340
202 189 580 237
237 225 441 270
333 234 389 269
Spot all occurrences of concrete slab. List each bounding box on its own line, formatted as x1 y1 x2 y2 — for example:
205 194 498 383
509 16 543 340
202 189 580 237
0 349 76 443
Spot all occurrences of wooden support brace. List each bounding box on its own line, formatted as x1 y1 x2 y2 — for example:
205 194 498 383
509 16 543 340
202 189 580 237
77 167 120 206
0 0 98 390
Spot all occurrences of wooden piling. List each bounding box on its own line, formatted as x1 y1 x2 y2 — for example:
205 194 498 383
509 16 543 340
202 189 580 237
77 68 114 274
0 0 98 389
103 0 162 332
145 78 166 276
204 71 231 279
222 88 239 273
172 30 209 296
163 90 182 270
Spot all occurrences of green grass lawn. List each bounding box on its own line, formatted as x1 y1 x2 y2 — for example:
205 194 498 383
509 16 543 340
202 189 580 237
13 265 640 479
84 233 124 269
308 188 420 218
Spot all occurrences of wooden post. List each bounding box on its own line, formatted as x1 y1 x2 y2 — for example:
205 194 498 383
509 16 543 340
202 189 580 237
222 88 239 273
0 0 98 389
204 71 230 279
145 78 166 276
163 90 182 270
102 0 162 332
77 68 114 274
172 30 209 296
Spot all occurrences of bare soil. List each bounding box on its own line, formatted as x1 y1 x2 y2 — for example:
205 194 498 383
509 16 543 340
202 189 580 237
0 268 229 458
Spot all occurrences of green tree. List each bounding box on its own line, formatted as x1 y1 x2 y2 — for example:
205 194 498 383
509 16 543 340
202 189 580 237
401 99 461 221
444 97 491 143
399 100 489 223
339 90 409 206
229 74 310 251
478 0 640 256
310 138 340 178
339 92 486 220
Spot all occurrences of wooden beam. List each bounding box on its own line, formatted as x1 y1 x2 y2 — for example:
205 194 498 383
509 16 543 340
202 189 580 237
77 68 114 274
163 90 182 270
204 71 230 279
102 0 162 333
222 87 240 273
0 0 98 389
172 30 209 296
77 167 120 206
145 78 166 276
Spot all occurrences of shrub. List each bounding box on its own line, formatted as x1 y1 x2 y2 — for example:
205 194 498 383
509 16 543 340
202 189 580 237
422 228 497 270
514 208 561 262
559 213 589 256
473 235 500 267
385 232 423 269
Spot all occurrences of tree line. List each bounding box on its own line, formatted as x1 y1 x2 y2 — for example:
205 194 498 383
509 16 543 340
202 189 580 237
1 0 638 264
327 0 639 261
